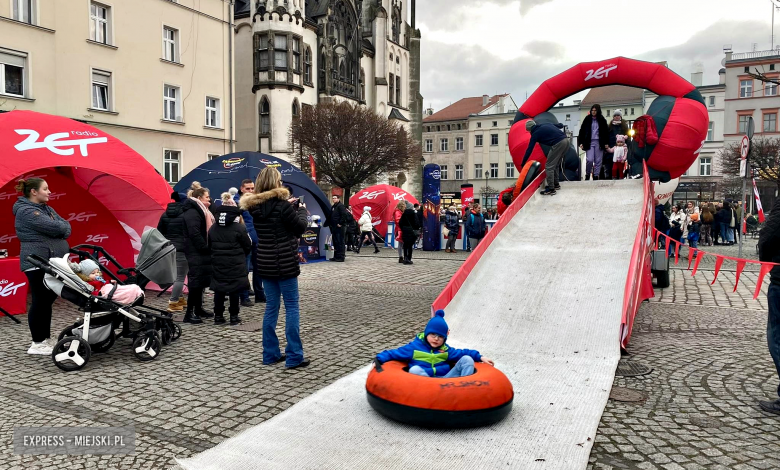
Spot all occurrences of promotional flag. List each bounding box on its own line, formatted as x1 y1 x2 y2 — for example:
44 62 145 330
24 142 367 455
753 178 765 222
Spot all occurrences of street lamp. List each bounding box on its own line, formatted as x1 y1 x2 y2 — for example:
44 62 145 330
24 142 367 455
484 172 490 210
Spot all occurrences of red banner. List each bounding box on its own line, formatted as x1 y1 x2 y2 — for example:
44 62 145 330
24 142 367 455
460 184 474 216
0 257 28 314
753 178 765 223
308 155 317 183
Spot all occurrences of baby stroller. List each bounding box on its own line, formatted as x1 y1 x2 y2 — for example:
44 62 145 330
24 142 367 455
27 230 180 372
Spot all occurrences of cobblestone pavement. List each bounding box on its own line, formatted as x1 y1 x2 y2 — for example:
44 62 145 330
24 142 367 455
588 239 780 469
0 248 467 470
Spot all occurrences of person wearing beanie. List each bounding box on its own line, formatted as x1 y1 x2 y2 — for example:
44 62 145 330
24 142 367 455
375 309 494 378
520 119 569 196
607 134 628 179
687 212 701 249
356 206 379 254
71 258 144 302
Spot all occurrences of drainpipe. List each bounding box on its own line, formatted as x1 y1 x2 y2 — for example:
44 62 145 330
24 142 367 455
228 0 235 153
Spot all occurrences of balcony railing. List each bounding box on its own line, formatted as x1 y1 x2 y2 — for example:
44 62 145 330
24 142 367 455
730 49 780 60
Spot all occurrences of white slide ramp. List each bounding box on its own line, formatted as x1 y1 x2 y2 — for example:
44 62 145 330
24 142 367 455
177 179 645 470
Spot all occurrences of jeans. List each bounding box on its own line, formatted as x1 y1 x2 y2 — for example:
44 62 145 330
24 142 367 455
722 225 735 243
170 251 188 302
409 356 476 378
240 244 265 301
468 237 482 250
768 284 780 397
261 277 303 367
689 239 698 249
545 139 568 188
25 269 57 342
397 240 404 258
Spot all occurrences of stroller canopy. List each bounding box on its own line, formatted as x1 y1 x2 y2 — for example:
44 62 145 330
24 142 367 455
0 111 172 269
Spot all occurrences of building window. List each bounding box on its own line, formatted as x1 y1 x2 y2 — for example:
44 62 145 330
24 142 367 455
455 164 463 180
395 74 401 106
91 70 111 110
424 139 433 152
630 108 635 115
258 34 269 70
163 85 180 121
90 2 110 44
205 97 220 128
208 153 221 161
441 165 448 180
164 150 181 184
425 126 430 132
764 113 777 132
709 96 715 106
606 109 610 117
699 157 711 176
388 74 395 105
477 122 482 128
739 115 750 134
490 134 498 146
456 137 464 151
436 125 440 131
457 124 462 130
474 164 483 179
292 100 299 118
0 49 26 97
475 135 483 147
163 26 178 62
274 35 288 70
260 98 270 135
447 125 451 131
389 53 393 62
292 37 301 74
490 163 498 178
12 0 34 24
440 138 449 152
706 121 714 141
492 121 497 127
303 47 312 84
772 64 776 71
506 162 515 178
740 79 753 98
745 66 750 73
766 81 778 96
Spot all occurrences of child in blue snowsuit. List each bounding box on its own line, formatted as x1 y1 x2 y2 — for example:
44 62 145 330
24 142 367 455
375 310 494 378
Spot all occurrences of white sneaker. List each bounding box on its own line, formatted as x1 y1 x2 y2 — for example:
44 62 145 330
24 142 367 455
27 341 53 355
43 338 57 348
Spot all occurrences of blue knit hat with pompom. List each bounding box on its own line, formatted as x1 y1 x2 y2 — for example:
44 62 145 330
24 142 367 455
424 309 449 340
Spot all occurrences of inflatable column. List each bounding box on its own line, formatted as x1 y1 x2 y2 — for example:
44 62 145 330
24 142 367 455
422 164 442 251
460 184 473 217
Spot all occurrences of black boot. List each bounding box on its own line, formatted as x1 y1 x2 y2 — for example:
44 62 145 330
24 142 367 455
585 173 591 181
183 306 203 324
398 256 404 263
196 308 214 319
214 311 227 325
593 175 599 181
229 313 242 326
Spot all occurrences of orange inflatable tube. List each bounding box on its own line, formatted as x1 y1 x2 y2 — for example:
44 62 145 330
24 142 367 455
365 360 514 428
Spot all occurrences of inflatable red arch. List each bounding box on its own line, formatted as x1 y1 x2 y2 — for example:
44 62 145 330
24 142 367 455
0 111 172 270
509 57 708 182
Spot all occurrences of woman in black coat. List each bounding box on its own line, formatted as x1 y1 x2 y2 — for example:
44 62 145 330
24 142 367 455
181 187 215 324
399 203 421 264
157 191 189 312
577 104 610 180
208 200 252 325
240 167 309 369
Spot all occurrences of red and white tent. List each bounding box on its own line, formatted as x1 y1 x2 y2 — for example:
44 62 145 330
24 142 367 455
0 111 172 270
349 184 418 237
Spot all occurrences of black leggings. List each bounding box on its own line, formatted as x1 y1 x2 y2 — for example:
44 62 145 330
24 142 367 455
188 287 204 313
403 244 414 261
214 292 239 316
25 269 58 342
358 231 378 250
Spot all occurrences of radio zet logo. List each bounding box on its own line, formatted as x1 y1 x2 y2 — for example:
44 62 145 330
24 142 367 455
392 192 408 201
359 190 385 200
0 279 26 297
14 129 108 157
67 212 98 223
0 234 18 244
86 234 109 243
584 64 617 81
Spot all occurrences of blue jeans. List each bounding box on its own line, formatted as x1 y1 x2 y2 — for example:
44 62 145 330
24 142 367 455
768 284 780 397
721 225 734 243
261 277 303 367
688 238 698 249
409 356 475 378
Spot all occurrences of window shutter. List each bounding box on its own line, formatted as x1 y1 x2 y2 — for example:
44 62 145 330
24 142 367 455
0 49 26 67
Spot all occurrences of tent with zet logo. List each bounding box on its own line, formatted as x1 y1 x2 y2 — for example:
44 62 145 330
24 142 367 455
0 110 173 272
349 184 419 238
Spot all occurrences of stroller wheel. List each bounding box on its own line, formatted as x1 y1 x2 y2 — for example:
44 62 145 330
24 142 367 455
171 323 182 341
132 332 162 362
91 330 116 353
58 320 83 342
52 336 91 372
161 324 172 346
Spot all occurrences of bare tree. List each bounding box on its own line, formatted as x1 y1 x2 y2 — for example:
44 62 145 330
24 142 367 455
717 136 780 191
289 101 420 201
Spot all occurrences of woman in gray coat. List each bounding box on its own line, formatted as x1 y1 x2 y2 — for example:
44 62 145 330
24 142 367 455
12 178 71 355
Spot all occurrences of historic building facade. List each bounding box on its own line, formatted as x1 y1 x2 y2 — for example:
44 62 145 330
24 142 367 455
234 0 422 193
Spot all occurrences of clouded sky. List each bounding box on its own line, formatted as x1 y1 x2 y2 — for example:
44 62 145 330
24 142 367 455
418 0 778 112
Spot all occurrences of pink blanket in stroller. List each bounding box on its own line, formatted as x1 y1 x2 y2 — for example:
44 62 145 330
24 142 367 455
99 284 144 305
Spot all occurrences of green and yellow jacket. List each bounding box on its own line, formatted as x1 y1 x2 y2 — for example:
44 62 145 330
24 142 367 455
375 332 482 377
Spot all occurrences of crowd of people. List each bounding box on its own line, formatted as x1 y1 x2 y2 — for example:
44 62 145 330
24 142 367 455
654 199 757 251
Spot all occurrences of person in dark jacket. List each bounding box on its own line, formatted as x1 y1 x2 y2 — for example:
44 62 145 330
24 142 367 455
715 202 734 245
759 201 780 414
667 221 683 255
444 205 460 253
235 179 265 307
465 203 487 249
686 213 701 249
344 206 359 252
181 187 215 324
413 203 424 249
157 191 189 313
12 178 71 355
521 120 570 195
329 195 349 262
655 204 670 249
240 167 310 369
603 109 630 180
399 202 421 264
577 104 610 181
209 195 252 325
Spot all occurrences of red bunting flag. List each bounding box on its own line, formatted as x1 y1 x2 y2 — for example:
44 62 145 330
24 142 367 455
674 240 680 265
753 178 766 223
755 263 774 299
711 256 724 284
691 249 704 276
734 260 747 292
688 247 696 270
308 155 317 183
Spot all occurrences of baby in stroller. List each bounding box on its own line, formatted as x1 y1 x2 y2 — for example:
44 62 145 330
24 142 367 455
70 258 144 305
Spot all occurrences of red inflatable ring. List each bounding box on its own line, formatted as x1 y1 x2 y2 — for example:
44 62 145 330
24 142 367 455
365 360 514 428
